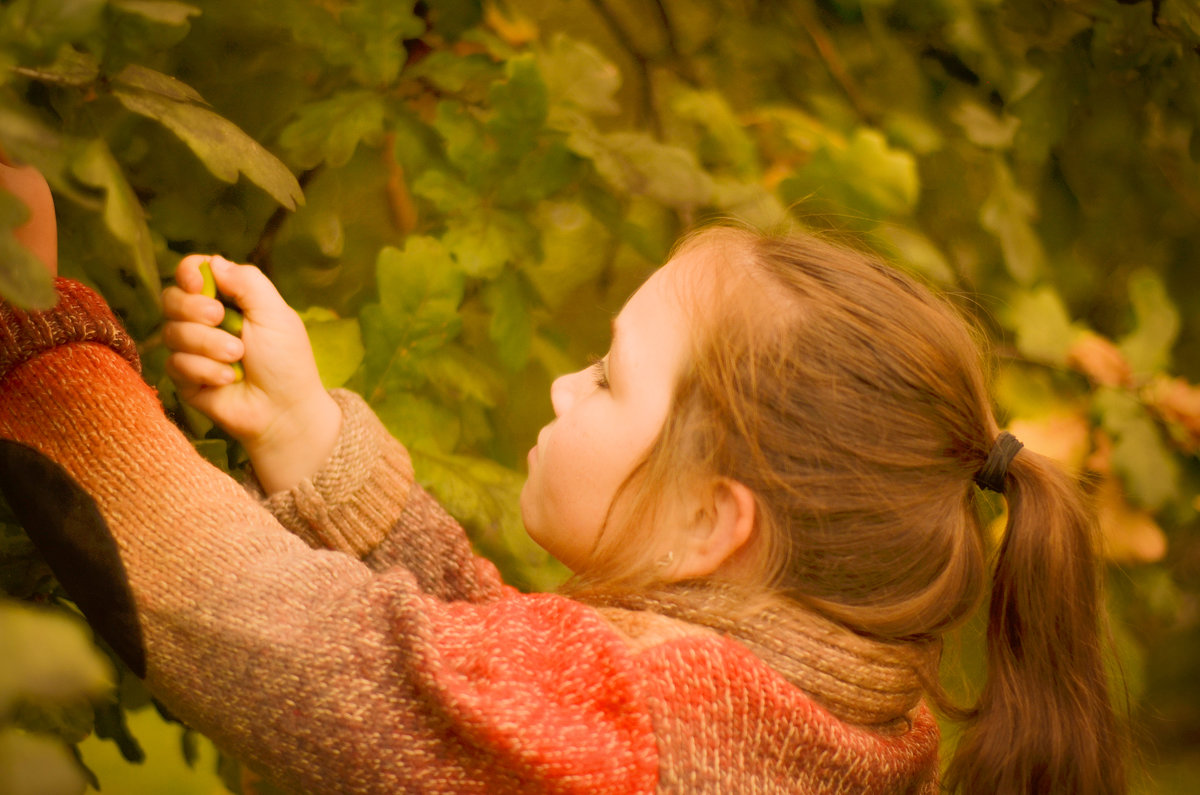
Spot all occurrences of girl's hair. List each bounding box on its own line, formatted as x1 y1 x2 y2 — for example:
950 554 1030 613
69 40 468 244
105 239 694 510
576 225 1126 794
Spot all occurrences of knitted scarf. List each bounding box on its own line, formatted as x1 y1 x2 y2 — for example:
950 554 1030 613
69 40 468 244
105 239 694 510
583 583 939 730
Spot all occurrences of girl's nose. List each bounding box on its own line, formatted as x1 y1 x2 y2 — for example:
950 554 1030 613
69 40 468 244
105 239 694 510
550 369 586 417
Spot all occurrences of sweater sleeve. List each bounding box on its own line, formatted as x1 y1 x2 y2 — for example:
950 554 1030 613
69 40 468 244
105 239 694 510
248 389 504 602
0 280 658 795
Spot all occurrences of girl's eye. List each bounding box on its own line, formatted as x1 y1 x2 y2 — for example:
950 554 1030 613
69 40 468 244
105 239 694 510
588 355 610 389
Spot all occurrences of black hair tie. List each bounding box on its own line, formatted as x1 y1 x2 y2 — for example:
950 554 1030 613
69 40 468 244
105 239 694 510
975 432 1024 494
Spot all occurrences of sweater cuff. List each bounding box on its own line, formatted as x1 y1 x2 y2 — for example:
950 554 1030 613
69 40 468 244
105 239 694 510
252 389 416 558
0 277 141 380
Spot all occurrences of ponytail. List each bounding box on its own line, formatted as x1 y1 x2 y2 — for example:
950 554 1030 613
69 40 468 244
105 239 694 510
946 448 1127 794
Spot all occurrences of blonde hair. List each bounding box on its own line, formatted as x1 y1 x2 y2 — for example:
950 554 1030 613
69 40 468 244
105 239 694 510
572 224 1126 794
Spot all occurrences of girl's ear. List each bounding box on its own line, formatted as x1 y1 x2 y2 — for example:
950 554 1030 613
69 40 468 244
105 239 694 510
669 477 757 580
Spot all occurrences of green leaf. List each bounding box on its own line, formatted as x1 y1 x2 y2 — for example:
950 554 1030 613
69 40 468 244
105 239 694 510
91 698 145 763
374 237 464 356
433 101 491 185
0 728 88 795
0 600 112 713
402 50 500 96
112 67 303 210
298 307 364 390
488 55 549 160
110 62 205 103
872 224 956 285
712 178 788 231
412 168 476 214
1007 285 1078 365
776 123 919 220
523 199 610 308
569 130 714 208
68 139 160 296
1 0 105 56
339 0 424 85
423 0 483 41
10 45 99 86
952 100 1020 149
442 210 525 279
373 392 460 452
980 158 1044 284
671 88 759 178
418 345 503 408
1094 388 1180 511
377 236 464 323
1009 59 1077 166
486 270 533 372
1118 270 1179 377
0 191 56 309
278 90 387 170
494 140 578 205
11 697 95 745
191 439 229 472
109 0 200 26
538 33 620 116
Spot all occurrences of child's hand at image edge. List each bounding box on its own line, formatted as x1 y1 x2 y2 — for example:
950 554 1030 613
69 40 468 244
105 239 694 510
163 254 341 494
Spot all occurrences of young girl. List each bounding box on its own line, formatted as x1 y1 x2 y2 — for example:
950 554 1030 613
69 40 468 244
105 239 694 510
0 160 1125 794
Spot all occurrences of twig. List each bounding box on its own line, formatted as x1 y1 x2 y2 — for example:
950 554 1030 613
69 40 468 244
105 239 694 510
786 4 873 123
383 132 419 233
246 166 320 276
583 0 662 137
651 0 680 59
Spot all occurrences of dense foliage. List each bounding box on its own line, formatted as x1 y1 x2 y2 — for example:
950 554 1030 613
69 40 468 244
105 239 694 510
1 0 1198 792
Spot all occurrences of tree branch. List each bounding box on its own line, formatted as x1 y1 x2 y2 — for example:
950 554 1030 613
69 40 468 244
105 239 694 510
246 166 320 276
583 0 662 137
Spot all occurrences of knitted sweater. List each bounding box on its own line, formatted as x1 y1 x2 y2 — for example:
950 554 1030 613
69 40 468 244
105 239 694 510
0 280 940 794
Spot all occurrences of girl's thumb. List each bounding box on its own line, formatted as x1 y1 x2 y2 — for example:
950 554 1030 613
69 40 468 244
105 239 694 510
208 256 285 318
0 161 57 276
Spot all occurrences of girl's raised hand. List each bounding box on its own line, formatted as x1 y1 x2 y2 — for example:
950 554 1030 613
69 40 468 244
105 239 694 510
0 150 57 277
162 255 341 494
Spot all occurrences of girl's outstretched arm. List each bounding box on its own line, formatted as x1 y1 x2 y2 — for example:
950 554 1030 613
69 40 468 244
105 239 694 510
0 281 657 794
165 254 504 598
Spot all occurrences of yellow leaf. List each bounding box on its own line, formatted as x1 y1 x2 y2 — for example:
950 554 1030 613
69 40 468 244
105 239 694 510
1066 331 1133 388
1095 477 1167 564
1144 375 1200 453
485 4 538 46
1007 413 1091 473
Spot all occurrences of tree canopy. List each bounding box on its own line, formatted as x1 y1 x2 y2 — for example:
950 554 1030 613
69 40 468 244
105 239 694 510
1 0 1198 792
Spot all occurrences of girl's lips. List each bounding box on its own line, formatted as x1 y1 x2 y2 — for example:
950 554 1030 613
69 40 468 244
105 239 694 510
529 427 549 467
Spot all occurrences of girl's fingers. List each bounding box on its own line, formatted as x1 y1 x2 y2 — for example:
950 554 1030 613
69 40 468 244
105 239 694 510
162 285 225 325
162 320 244 362
166 351 241 390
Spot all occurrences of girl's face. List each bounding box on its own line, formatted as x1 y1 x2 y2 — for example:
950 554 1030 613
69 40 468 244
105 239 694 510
520 249 700 572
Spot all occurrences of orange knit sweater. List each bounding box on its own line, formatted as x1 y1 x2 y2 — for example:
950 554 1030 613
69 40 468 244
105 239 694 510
0 280 940 794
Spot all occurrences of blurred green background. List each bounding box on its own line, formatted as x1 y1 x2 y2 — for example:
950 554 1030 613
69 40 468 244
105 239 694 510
1 0 1197 792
